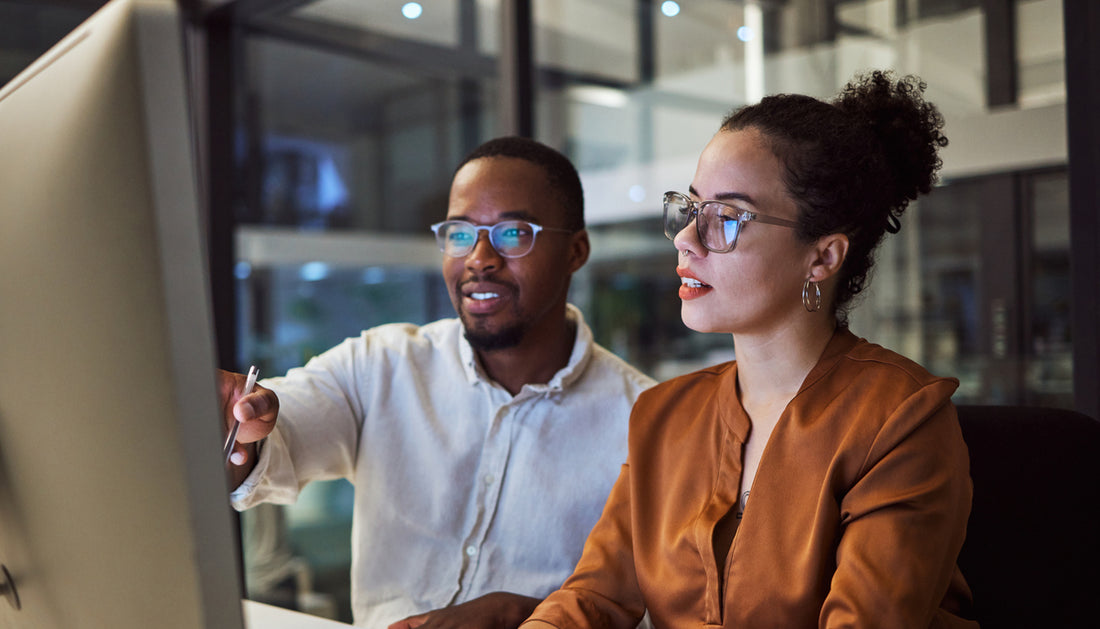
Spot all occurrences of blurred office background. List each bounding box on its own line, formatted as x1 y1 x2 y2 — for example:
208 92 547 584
3 0 1095 622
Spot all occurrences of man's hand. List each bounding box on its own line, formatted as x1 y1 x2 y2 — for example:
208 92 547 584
218 368 278 486
386 592 542 629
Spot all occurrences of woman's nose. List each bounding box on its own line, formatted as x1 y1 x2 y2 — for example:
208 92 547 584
672 217 705 257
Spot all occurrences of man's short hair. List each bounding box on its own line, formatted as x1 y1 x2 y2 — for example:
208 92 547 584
457 136 585 231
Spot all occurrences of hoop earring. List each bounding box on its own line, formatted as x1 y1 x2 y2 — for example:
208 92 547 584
802 278 822 313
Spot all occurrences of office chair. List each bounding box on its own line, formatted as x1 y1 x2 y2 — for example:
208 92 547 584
954 404 1100 629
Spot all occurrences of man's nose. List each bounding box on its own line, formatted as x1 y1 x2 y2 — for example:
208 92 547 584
465 230 502 272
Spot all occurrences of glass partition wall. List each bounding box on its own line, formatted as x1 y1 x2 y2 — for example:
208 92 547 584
216 0 1069 620
229 0 1070 400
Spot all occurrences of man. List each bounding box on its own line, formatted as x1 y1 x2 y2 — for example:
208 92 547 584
221 136 655 629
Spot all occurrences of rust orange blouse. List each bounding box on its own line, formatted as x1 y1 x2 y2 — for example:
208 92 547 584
524 328 978 628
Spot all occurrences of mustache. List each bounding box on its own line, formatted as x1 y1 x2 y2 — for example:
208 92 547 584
457 274 517 295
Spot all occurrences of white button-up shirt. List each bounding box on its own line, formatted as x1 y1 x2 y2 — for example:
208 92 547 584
232 305 654 628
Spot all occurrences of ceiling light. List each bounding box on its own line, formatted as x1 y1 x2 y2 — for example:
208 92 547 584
300 261 330 282
568 85 629 108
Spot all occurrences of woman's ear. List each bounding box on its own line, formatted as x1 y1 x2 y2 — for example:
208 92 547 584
806 233 849 282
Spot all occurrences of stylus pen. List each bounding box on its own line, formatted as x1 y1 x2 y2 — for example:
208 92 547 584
223 365 259 465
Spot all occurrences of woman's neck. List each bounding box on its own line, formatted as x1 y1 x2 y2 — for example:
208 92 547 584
733 316 838 412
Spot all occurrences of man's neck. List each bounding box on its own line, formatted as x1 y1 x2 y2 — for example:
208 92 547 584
476 317 577 396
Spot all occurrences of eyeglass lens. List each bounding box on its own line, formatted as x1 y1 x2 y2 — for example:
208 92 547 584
663 193 743 252
433 220 539 258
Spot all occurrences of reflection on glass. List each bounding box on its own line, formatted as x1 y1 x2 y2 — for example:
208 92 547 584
238 265 451 376
1026 171 1072 407
915 181 984 403
297 0 501 55
244 34 498 233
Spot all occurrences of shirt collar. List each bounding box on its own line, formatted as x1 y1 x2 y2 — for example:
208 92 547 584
715 326 859 439
458 303 594 395
797 326 860 395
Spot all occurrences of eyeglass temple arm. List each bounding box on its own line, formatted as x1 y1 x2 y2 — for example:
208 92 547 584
747 212 799 228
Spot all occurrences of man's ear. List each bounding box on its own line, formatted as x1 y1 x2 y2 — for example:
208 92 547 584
567 229 591 274
806 233 849 282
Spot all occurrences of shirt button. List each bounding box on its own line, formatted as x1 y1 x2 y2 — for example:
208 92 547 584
483 474 495 485
465 545 477 557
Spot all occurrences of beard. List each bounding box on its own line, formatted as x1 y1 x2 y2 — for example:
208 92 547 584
453 276 527 351
462 316 527 351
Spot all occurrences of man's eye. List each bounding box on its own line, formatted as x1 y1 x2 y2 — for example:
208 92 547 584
449 231 473 244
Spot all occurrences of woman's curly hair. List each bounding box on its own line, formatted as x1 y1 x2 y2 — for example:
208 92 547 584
720 70 948 318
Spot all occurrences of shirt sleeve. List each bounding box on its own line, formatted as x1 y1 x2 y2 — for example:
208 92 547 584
231 337 367 508
523 463 647 629
820 383 973 628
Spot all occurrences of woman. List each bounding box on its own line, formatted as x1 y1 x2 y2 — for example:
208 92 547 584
522 71 978 628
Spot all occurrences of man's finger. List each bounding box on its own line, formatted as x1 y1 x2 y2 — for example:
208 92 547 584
387 612 429 629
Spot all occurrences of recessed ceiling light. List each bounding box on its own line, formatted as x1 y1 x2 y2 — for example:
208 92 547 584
300 261 330 282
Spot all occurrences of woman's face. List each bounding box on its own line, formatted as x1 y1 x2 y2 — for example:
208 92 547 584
674 127 816 336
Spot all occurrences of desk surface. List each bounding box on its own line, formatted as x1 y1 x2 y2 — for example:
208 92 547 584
243 600 354 628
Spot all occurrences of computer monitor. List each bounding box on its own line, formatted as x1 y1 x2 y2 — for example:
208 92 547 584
0 1 245 627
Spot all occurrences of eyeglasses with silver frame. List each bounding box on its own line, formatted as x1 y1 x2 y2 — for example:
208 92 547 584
662 190 799 253
430 219 573 258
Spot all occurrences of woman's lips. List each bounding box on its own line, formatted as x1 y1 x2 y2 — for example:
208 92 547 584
677 268 713 300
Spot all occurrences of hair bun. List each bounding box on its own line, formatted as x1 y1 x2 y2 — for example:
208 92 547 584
834 71 948 226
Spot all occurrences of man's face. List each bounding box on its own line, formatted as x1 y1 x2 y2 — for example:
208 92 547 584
442 156 588 352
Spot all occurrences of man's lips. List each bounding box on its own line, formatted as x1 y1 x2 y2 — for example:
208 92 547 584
677 267 712 300
459 280 513 314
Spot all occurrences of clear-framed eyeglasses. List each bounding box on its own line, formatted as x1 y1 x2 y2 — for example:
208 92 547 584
663 190 799 253
430 219 573 258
